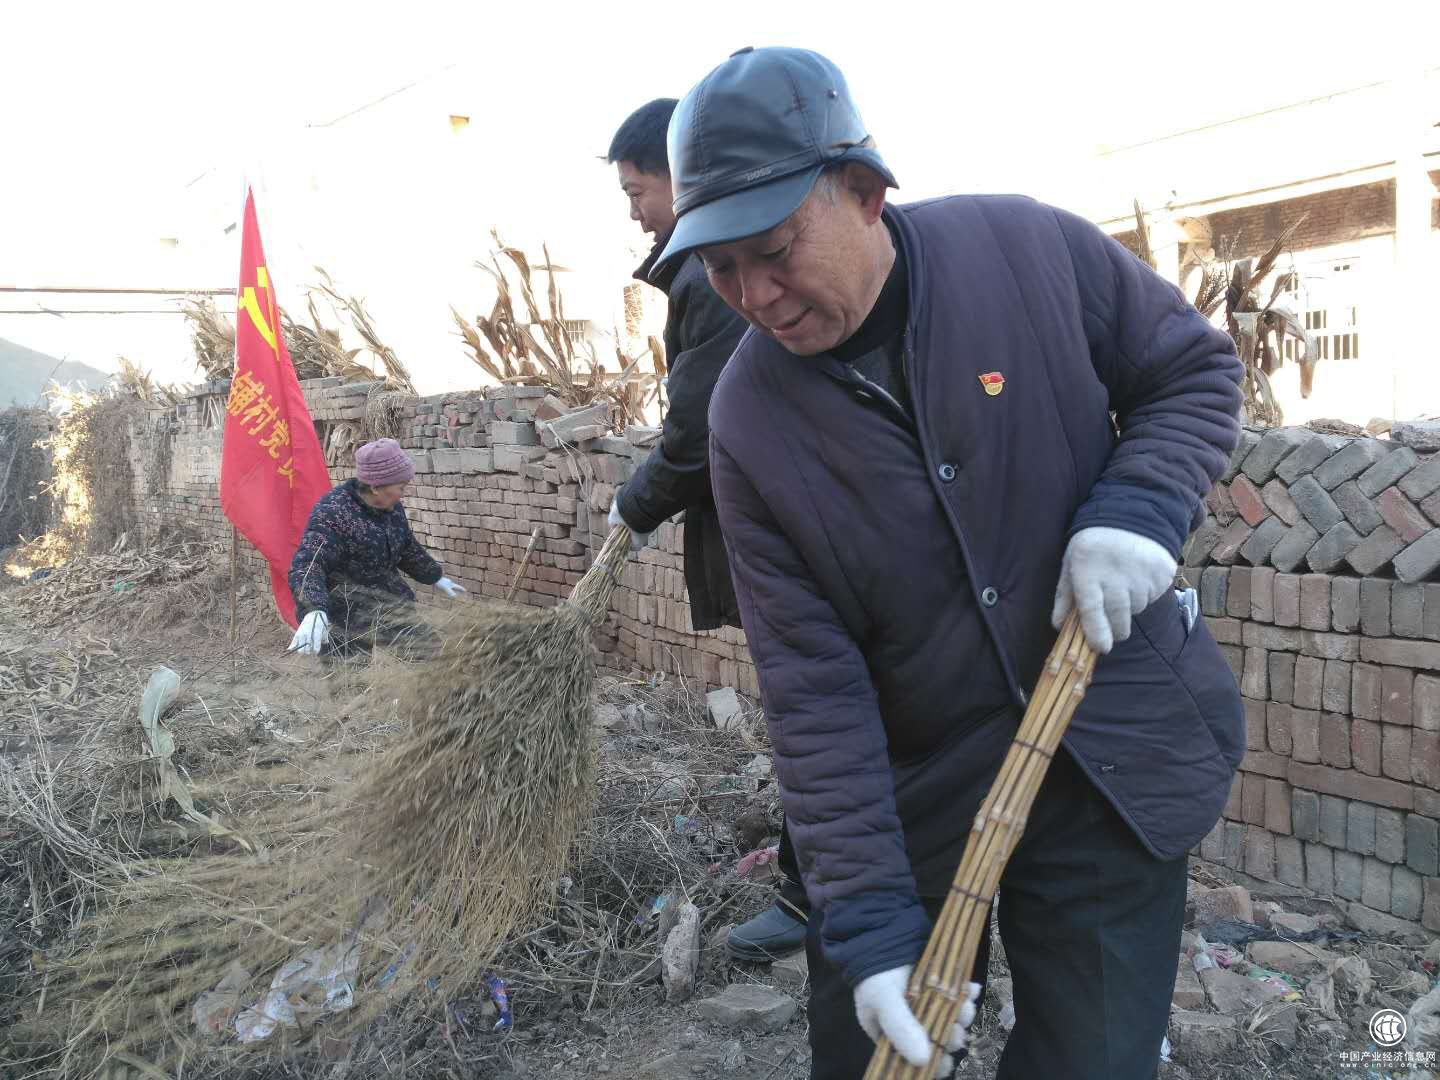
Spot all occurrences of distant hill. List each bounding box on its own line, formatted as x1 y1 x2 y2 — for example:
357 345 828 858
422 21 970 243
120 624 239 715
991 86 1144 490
0 338 111 406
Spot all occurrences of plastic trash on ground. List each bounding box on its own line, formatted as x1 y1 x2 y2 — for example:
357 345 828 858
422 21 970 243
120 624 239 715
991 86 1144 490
234 940 359 1042
486 975 513 1032
192 960 251 1035
736 845 781 882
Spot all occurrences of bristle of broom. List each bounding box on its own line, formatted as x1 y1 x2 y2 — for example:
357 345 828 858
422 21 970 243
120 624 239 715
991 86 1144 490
25 528 635 1072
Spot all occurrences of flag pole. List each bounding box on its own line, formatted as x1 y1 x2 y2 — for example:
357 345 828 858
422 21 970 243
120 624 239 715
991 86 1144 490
230 524 238 644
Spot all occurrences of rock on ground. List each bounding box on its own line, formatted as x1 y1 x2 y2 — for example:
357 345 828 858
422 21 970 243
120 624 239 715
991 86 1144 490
706 687 744 731
1268 912 1320 935
771 950 809 989
697 984 798 1033
1246 941 1335 979
1191 885 1253 925
1200 967 1289 1015
1169 1010 1239 1057
1173 961 1206 1010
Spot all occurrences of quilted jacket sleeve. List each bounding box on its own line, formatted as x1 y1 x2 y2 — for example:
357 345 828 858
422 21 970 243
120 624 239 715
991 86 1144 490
396 513 443 586
288 502 342 620
617 271 748 534
710 435 932 988
1054 208 1243 556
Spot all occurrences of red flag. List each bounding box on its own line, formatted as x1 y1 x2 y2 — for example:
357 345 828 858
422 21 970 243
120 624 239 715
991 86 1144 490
221 189 331 629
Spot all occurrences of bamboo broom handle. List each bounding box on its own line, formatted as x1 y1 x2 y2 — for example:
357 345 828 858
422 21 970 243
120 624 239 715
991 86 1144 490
864 611 1097 1079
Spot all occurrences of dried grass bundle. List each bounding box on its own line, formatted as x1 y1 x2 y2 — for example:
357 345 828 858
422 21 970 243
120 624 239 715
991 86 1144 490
29 527 633 1072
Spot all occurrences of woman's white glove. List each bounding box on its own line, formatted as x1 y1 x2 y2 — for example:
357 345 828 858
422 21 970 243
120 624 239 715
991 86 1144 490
435 576 466 599
853 966 980 1075
608 497 652 551
288 610 331 655
1052 526 1177 654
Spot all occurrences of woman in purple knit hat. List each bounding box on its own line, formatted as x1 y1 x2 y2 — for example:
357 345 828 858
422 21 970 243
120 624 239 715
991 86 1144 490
286 438 466 658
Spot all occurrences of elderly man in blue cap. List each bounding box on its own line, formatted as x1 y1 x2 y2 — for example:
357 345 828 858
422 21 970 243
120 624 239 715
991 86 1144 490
655 47 1246 1080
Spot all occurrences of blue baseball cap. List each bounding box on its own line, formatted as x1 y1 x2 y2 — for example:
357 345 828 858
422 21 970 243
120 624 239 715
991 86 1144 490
652 46 896 280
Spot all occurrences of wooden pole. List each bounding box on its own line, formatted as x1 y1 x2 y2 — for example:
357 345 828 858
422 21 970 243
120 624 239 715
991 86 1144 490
863 611 1097 1079
229 524 238 645
505 526 543 604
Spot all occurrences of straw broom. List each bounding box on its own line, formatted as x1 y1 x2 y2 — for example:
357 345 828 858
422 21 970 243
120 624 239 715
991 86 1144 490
864 611 1097 1079
35 526 633 1069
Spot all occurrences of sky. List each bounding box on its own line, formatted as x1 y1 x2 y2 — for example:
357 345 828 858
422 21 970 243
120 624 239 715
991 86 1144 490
1 0 1433 393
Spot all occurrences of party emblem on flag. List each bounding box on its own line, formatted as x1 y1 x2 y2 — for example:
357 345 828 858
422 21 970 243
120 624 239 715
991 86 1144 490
978 371 1005 396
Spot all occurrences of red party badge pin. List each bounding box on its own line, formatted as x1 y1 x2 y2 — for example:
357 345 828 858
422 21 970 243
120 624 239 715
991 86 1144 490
978 371 1005 396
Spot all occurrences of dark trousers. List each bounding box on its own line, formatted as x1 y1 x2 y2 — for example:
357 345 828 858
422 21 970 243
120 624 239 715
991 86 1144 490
775 817 810 918
805 747 1187 1080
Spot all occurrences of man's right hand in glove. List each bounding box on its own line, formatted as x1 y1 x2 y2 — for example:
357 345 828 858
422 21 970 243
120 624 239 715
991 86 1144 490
854 966 980 1076
288 610 331 655
608 496 652 552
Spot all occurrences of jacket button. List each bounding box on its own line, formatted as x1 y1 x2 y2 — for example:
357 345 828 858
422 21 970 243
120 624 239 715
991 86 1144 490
981 586 999 607
937 463 957 483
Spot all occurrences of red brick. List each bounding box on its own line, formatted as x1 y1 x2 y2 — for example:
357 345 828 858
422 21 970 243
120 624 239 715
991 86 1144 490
1418 676 1440 732
1251 567 1277 623
1384 726 1414 782
1241 751 1291 779
1352 717 1382 776
1242 698 1267 751
1243 648 1269 699
1415 731 1440 790
1422 490 1440 525
1207 617 1243 645
1274 574 1301 627
1261 480 1303 526
1291 709 1321 763
1243 772 1267 825
1360 639 1440 670
1319 713 1352 767
1224 773 1244 820
1300 574 1331 631
1227 569 1253 619
1207 483 1238 523
1210 519 1254 565
1265 779 1292 835
1230 475 1272 527
1352 663 1382 720
1267 703 1293 754
1286 762 1415 810
1424 879 1440 932
1294 655 1325 709
1378 487 1433 545
1382 667 1415 726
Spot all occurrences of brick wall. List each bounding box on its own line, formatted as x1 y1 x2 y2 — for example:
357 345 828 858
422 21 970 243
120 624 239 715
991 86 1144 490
123 378 760 697
1191 424 1440 935
122 382 1440 933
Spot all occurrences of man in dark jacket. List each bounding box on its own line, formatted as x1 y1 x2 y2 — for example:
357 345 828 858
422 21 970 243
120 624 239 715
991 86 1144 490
287 438 464 659
653 48 1246 1080
606 100 812 960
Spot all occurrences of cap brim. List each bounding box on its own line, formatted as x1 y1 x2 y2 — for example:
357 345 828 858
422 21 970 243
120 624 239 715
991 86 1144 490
650 166 822 283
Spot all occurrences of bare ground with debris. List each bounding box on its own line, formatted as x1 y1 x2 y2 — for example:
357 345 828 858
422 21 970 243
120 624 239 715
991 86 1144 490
2 561 1438 1079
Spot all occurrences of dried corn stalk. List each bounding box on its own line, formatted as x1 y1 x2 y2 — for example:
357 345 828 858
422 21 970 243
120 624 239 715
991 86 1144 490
453 231 664 428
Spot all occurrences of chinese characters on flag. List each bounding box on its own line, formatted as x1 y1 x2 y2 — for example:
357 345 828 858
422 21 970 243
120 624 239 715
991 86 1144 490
220 190 331 628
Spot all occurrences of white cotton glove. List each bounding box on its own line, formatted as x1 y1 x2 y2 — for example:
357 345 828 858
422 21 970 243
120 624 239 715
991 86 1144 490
1052 526 1177 654
287 610 331 655
435 576 466 599
854 966 980 1075
608 497 652 551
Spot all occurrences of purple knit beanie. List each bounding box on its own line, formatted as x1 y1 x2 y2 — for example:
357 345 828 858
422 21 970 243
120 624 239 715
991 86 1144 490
355 438 415 487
